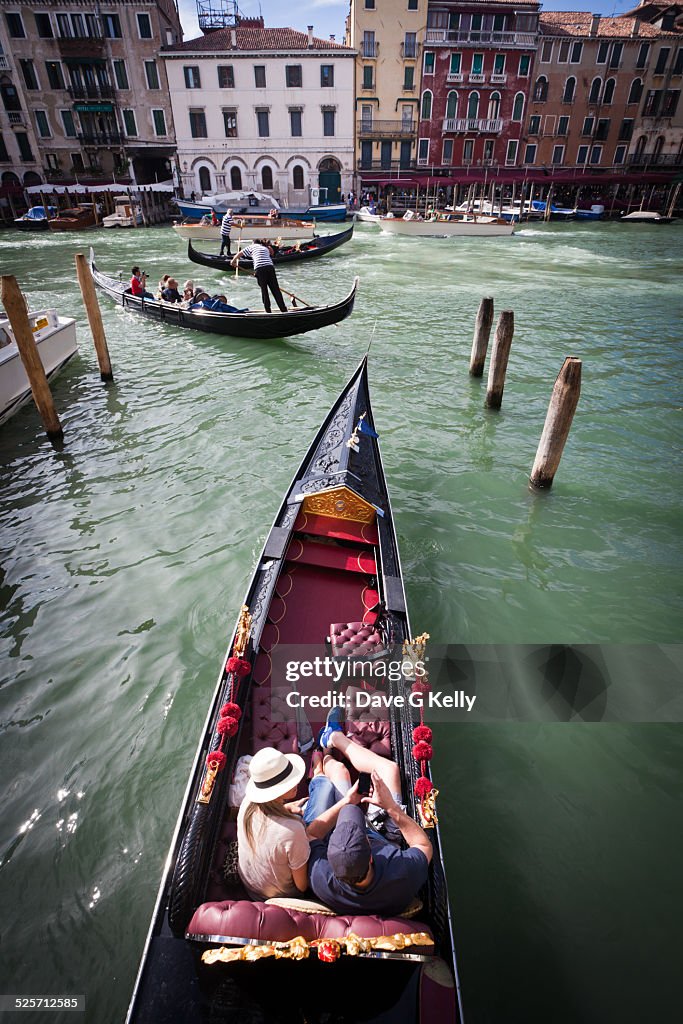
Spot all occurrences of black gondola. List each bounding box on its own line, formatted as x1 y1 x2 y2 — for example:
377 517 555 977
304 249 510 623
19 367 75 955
88 249 358 340
125 359 464 1024
187 224 354 272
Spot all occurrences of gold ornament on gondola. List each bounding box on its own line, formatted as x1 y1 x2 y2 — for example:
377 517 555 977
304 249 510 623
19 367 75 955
201 931 433 965
233 605 253 658
417 786 439 829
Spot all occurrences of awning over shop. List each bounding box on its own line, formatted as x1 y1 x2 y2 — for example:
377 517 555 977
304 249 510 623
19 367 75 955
25 179 175 195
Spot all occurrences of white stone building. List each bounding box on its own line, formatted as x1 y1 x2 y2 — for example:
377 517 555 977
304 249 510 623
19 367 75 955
162 17 356 205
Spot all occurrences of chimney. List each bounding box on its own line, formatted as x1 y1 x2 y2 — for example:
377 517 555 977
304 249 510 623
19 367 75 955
230 27 237 47
630 19 640 37
308 25 314 47
589 14 600 37
330 34 335 42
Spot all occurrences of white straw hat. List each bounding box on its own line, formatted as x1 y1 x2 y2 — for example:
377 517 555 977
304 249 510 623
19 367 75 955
244 747 305 804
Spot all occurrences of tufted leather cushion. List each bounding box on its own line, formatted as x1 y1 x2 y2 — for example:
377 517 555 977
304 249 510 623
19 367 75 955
187 900 434 949
329 621 385 658
345 686 391 756
251 688 299 753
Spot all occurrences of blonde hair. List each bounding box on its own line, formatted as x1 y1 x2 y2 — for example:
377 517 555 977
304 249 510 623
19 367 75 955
242 799 299 852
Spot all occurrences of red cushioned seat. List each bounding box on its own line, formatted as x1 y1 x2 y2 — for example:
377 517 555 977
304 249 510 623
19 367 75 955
287 537 376 575
328 621 387 659
186 900 434 951
293 509 379 546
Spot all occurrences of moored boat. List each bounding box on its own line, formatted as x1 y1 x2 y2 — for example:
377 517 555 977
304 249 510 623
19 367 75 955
0 308 78 425
187 225 354 272
47 204 98 231
124 358 463 1024
379 211 514 237
172 218 317 242
88 249 358 340
13 205 58 231
355 206 381 224
620 210 673 224
102 196 143 228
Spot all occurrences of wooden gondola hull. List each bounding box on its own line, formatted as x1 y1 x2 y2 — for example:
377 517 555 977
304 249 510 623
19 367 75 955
187 225 354 272
88 250 358 340
125 360 463 1024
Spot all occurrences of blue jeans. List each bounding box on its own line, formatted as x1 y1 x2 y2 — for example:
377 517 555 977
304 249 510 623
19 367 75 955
303 775 349 826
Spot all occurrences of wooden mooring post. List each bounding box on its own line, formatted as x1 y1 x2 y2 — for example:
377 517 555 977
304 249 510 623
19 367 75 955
469 297 494 376
74 253 113 381
485 310 514 409
529 357 582 490
0 275 63 439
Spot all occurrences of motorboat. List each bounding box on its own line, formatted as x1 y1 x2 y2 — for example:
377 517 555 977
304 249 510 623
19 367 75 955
0 308 78 425
13 205 58 231
102 197 143 228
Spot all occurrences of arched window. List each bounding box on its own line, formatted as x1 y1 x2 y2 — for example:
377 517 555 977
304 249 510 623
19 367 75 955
562 76 576 103
628 78 643 104
652 136 665 162
1 170 21 185
230 166 242 189
533 76 547 102
262 166 273 190
446 90 458 118
633 134 647 159
512 91 524 121
467 92 479 119
488 91 501 119
603 78 615 104
421 89 432 119
292 164 304 189
198 166 211 192
589 77 602 104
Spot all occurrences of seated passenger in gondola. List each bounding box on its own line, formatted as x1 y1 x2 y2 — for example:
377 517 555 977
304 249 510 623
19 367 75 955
130 267 154 299
161 278 182 303
304 713 432 916
188 291 247 313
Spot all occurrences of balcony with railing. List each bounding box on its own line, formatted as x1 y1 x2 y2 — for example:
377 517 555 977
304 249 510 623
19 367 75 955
0 54 10 71
7 111 26 126
490 73 507 85
362 41 380 58
400 42 420 59
447 72 465 83
469 73 486 84
442 117 503 133
426 29 537 48
357 119 415 137
77 131 123 146
68 84 115 101
356 158 415 171
627 152 683 168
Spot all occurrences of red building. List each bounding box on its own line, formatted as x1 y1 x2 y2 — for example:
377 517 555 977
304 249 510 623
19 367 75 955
418 0 540 173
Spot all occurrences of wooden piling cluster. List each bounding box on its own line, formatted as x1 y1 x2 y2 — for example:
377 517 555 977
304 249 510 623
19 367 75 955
468 296 581 489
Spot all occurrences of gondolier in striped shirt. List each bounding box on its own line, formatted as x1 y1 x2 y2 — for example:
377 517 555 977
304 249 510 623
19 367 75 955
219 208 234 256
232 240 287 313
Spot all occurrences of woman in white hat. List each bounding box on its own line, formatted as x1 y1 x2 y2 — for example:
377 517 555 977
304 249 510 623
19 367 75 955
237 746 309 899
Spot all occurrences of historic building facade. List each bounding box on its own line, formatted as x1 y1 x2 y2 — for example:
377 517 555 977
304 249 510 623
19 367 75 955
416 0 541 172
525 12 682 172
345 0 427 183
162 18 355 204
0 0 181 189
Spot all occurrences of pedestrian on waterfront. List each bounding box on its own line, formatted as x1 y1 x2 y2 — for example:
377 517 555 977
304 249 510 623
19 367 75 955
130 267 154 299
231 240 287 313
190 191 196 203
219 208 233 256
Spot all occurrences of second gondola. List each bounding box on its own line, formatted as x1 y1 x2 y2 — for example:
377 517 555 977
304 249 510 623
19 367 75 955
187 224 354 273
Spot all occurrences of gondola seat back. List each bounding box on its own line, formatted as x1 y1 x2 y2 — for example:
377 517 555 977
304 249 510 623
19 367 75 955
186 900 434 952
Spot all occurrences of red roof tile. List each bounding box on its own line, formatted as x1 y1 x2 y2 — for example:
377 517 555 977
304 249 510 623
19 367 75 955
164 26 353 53
539 11 676 36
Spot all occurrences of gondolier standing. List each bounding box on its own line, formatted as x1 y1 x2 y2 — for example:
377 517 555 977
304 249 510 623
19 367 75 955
232 240 287 313
219 208 234 256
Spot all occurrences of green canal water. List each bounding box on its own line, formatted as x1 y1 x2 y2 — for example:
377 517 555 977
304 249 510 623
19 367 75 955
0 221 681 1023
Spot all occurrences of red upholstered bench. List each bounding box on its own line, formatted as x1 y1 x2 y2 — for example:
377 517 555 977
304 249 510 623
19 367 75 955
328 620 387 659
186 899 434 953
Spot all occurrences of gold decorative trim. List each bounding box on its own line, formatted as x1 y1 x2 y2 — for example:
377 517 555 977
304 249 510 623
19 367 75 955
233 605 253 658
418 786 439 830
302 487 376 526
201 931 433 965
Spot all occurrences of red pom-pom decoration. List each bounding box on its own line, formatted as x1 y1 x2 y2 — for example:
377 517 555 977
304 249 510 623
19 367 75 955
412 741 433 762
316 940 340 963
216 715 239 737
414 776 434 799
226 656 250 677
206 750 226 770
219 702 242 721
411 679 431 695
413 725 433 743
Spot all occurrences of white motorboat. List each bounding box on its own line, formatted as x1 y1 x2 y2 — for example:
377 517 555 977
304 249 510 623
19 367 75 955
103 197 143 228
355 206 381 224
171 218 317 242
378 211 514 237
0 308 78 425
620 210 673 224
